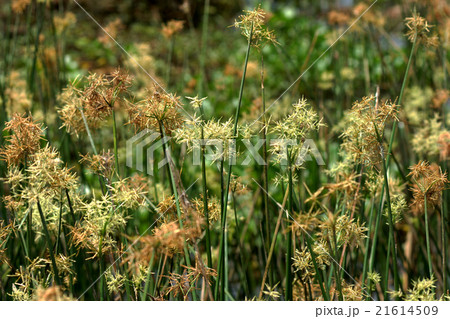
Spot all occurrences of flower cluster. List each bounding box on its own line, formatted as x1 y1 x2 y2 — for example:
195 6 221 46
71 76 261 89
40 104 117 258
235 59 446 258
340 95 398 166
58 69 132 136
408 161 448 214
0 113 43 167
233 4 277 48
127 89 183 135
405 12 439 47
270 97 323 167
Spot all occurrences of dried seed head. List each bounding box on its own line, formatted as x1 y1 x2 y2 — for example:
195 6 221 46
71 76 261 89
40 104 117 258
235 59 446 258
341 280 365 301
12 0 31 14
0 221 13 267
82 70 131 122
263 283 281 300
58 69 132 136
80 150 115 179
99 18 123 46
175 116 235 161
383 194 407 225
431 89 449 110
28 145 78 194
292 240 330 281
109 178 147 209
0 113 44 167
4 71 31 115
127 89 183 135
58 77 99 136
233 4 277 48
367 271 381 285
408 161 448 214
405 11 439 47
105 269 125 294
320 214 367 249
192 195 220 222
35 286 73 301
340 96 398 166
161 20 184 39
186 95 207 109
402 276 436 301
53 12 77 34
270 97 323 168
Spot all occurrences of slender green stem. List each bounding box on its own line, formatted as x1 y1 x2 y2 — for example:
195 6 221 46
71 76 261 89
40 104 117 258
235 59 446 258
36 199 62 286
112 109 120 177
442 189 448 293
285 155 293 300
304 233 329 300
55 192 63 255
383 233 391 300
217 23 253 300
385 31 417 169
380 139 399 293
232 192 249 296
424 195 433 278
361 199 375 294
197 0 210 95
79 107 98 155
332 228 343 300
159 124 191 267
368 31 418 292
201 126 212 269
198 104 212 269
141 252 155 301
65 189 76 224
261 54 271 283
158 123 196 300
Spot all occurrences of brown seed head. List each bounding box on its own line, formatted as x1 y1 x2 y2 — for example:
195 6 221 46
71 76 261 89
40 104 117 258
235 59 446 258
0 113 44 167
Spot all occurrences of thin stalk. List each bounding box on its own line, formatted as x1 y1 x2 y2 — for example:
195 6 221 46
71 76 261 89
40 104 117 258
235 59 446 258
332 228 343 301
159 123 192 268
261 53 271 282
36 199 62 286
304 232 329 300
199 104 212 269
153 254 165 296
112 109 120 176
79 107 98 155
214 159 225 300
55 192 63 255
232 191 249 296
442 190 448 293
98 228 106 300
285 154 294 300
384 31 417 170
158 123 196 301
217 23 253 300
259 185 288 299
197 0 210 96
367 34 417 291
201 128 212 269
380 140 399 293
383 233 391 300
368 191 384 274
424 195 433 278
361 199 375 293
65 189 76 224
141 252 155 301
